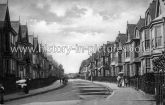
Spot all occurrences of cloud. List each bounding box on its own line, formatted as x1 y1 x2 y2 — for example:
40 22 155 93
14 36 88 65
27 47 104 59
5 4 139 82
8 0 150 73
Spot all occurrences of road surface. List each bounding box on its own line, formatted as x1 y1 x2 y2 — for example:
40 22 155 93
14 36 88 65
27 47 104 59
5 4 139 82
5 79 111 105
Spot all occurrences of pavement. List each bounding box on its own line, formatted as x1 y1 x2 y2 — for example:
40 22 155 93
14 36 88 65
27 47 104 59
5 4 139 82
4 80 64 102
84 80 156 105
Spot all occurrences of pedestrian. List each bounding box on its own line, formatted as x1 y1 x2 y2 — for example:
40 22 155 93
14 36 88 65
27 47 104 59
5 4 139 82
117 76 121 87
24 77 30 94
59 78 62 84
125 78 128 87
0 84 4 104
62 77 65 84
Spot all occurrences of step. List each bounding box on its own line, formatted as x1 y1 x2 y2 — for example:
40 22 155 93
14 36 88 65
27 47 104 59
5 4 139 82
79 91 111 95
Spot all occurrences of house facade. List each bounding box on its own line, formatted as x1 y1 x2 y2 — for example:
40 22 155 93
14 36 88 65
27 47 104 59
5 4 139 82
114 33 127 76
0 2 64 81
123 24 136 77
79 1 165 94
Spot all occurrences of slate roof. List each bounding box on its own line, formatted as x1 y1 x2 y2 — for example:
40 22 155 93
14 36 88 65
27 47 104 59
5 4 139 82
11 21 20 34
127 24 136 40
21 25 27 38
147 0 157 20
0 4 7 21
136 18 145 30
20 25 28 42
115 33 127 45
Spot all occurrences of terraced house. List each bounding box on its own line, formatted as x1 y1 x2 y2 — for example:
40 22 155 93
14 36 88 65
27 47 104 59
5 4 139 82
0 2 64 92
114 32 127 76
140 0 165 75
80 0 165 96
0 3 17 78
123 23 136 78
129 17 145 78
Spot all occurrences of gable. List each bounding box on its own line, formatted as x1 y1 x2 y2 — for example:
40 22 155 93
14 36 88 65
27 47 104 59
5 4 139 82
21 25 29 42
127 24 136 41
136 18 145 30
145 0 157 25
11 21 20 34
0 4 7 21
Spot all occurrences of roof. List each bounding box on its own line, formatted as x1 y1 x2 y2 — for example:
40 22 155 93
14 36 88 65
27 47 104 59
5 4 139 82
11 21 20 34
28 35 34 45
21 25 28 38
0 4 7 21
116 33 127 44
127 24 136 40
136 18 145 30
147 0 157 20
20 25 28 42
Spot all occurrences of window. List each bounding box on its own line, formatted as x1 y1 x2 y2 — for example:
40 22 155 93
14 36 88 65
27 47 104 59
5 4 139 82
135 43 139 58
145 30 150 50
136 30 139 38
147 13 151 25
146 58 150 73
157 2 161 17
118 51 122 63
151 28 154 48
155 26 162 47
126 45 130 58
141 41 144 52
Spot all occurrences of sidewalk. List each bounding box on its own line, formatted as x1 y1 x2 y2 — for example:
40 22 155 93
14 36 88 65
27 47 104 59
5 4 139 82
86 81 156 105
4 80 64 102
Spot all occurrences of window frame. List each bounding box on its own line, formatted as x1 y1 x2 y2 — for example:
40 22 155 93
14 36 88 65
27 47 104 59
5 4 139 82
145 29 150 50
146 58 151 73
155 25 162 48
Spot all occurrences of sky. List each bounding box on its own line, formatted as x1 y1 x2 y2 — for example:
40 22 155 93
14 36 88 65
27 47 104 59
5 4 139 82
6 0 151 73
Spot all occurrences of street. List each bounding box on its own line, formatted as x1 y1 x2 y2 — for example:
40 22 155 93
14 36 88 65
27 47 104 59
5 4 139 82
5 79 111 105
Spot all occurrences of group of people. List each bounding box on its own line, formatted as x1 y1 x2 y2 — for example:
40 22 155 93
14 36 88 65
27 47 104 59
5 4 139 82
59 77 68 85
117 76 128 87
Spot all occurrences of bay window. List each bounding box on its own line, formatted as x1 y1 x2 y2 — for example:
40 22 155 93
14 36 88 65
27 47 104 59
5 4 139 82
155 25 162 47
151 28 154 48
145 30 150 50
